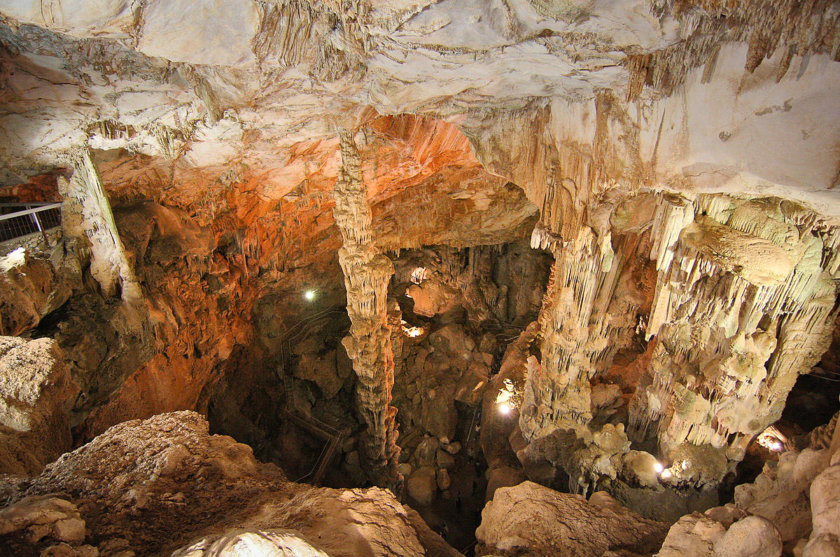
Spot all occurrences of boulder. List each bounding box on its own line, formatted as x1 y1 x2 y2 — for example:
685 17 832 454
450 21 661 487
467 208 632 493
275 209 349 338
485 466 525 502
436 448 455 469
476 481 667 556
658 513 726 557
436 468 451 491
406 466 437 507
713 515 782 557
413 436 440 467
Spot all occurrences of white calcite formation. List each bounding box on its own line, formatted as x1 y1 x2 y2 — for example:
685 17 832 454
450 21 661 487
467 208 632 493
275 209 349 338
520 192 840 490
60 149 142 306
630 195 840 476
332 131 401 488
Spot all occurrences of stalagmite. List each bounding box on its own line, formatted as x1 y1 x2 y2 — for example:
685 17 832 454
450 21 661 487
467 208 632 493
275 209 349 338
332 131 401 489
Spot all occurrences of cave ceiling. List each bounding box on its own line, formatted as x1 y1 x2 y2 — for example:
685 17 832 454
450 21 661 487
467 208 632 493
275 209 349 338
0 0 838 225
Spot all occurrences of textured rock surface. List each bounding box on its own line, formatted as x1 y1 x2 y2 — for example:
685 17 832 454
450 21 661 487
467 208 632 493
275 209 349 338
0 411 461 556
333 131 401 488
0 337 77 474
0 234 81 337
475 481 668 556
0 2 839 554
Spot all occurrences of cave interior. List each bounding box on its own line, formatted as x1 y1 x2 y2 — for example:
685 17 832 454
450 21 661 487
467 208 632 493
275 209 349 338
1 1 840 556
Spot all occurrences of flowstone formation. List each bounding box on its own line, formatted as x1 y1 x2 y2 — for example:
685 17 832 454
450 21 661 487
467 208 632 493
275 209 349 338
630 196 840 476
520 193 840 496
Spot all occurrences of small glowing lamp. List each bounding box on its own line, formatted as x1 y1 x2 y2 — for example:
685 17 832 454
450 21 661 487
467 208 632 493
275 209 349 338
304 289 316 302
653 461 664 474
498 402 512 415
770 441 784 452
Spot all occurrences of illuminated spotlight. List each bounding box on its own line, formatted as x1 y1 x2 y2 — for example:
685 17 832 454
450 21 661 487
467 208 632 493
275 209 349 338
498 402 512 415
410 267 427 284
400 320 425 338
304 289 316 302
653 461 664 474
770 441 784 452
660 469 673 480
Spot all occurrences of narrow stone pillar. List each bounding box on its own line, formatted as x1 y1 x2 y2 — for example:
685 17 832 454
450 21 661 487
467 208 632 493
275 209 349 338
332 131 401 489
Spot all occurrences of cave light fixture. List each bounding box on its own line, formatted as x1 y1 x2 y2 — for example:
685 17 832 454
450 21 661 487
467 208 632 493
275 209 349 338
495 378 520 416
304 289 317 302
654 460 673 480
400 319 425 338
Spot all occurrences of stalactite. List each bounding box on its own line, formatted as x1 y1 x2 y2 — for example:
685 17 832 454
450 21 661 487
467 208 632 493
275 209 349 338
332 130 400 490
629 194 840 479
61 148 144 311
523 191 840 488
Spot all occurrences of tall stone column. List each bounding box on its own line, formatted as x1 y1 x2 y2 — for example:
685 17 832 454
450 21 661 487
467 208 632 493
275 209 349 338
59 148 142 304
332 131 401 489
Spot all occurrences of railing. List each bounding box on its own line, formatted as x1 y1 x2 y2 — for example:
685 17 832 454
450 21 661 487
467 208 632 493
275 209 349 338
0 203 62 243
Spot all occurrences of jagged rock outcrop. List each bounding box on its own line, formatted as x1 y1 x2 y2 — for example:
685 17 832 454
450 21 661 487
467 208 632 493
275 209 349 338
332 130 401 488
0 410 462 556
475 481 668 556
0 232 81 337
0 337 78 475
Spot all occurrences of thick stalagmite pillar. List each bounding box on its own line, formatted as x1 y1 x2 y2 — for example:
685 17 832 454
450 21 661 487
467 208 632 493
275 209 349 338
332 131 401 489
60 148 143 305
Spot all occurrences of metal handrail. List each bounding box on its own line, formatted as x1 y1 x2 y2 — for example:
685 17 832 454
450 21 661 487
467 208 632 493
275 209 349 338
0 202 62 216
0 202 62 244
